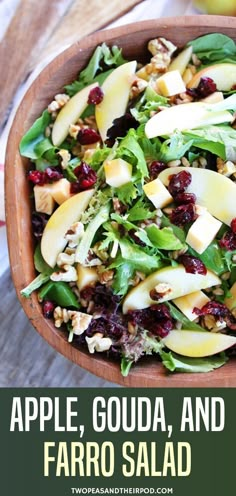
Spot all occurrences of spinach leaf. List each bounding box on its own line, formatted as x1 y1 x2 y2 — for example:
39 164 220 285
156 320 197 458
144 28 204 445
161 214 186 243
39 281 79 308
188 33 236 65
111 257 136 296
19 110 51 159
167 302 206 332
34 244 53 275
188 242 226 275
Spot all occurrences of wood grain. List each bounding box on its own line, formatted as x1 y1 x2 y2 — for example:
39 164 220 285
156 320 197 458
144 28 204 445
0 0 74 127
34 0 143 69
5 16 236 387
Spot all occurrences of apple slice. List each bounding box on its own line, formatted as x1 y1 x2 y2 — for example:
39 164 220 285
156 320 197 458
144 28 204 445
95 61 137 141
187 63 236 91
122 265 220 313
162 330 236 358
41 189 94 267
52 82 98 146
168 46 193 75
145 101 232 138
159 166 236 226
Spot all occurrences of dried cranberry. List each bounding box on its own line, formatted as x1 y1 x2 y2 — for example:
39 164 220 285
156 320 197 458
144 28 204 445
179 254 207 275
196 77 217 98
219 230 236 251
170 203 196 226
71 161 97 192
128 303 173 338
31 212 48 239
231 218 236 234
88 86 104 105
193 301 229 318
45 166 63 181
129 229 146 247
42 300 55 318
149 161 167 180
174 192 196 204
77 128 100 145
106 112 138 146
168 170 192 197
28 170 46 185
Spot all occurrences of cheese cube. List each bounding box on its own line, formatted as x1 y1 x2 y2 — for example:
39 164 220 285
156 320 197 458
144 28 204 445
34 185 55 215
224 282 236 311
51 178 71 205
186 212 222 254
77 265 99 291
173 290 210 321
104 158 132 187
156 70 186 97
143 178 173 208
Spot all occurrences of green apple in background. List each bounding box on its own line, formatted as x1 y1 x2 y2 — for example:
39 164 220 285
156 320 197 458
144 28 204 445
193 0 236 15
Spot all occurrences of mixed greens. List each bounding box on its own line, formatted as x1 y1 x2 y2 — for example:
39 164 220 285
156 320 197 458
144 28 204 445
20 33 236 377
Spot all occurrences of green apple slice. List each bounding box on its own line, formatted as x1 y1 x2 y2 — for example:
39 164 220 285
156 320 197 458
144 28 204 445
168 46 193 75
122 265 220 314
52 82 98 146
159 166 236 226
162 330 236 358
145 101 232 138
187 63 236 91
95 61 137 141
41 189 94 267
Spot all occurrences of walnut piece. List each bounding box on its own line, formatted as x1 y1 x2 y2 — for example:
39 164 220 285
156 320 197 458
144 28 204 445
65 222 84 248
86 333 112 353
50 265 78 282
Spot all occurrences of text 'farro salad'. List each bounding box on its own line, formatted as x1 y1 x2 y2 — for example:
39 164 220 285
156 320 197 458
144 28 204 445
20 33 236 376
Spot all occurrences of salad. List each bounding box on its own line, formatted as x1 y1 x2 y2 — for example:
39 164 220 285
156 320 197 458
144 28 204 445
20 32 236 377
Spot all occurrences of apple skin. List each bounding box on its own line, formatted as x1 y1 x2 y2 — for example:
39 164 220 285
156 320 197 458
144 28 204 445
122 265 220 314
193 0 236 15
145 101 232 138
41 189 94 268
52 82 98 146
159 166 236 226
95 61 137 141
162 330 236 358
187 64 236 92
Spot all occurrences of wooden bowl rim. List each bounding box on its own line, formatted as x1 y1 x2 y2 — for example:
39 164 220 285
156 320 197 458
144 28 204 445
5 15 236 387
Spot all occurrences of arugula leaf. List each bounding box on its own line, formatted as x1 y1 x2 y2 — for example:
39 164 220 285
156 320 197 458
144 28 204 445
160 350 227 373
118 129 149 178
167 302 206 332
188 33 236 66
19 110 51 159
159 132 193 162
65 44 126 96
146 224 184 250
188 242 226 275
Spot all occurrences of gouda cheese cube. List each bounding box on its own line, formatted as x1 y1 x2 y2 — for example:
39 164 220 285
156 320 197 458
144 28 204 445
51 178 71 205
156 70 186 97
104 158 132 187
186 212 222 254
173 290 210 321
143 178 173 208
34 185 55 215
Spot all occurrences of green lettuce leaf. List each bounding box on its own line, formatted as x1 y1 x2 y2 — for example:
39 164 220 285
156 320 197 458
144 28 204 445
19 110 52 159
167 302 206 332
117 129 149 178
159 132 193 162
146 224 183 250
188 241 226 276
160 350 227 373
184 124 236 162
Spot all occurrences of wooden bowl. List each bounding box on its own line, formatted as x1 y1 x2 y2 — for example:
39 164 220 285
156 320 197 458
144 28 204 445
5 15 236 387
